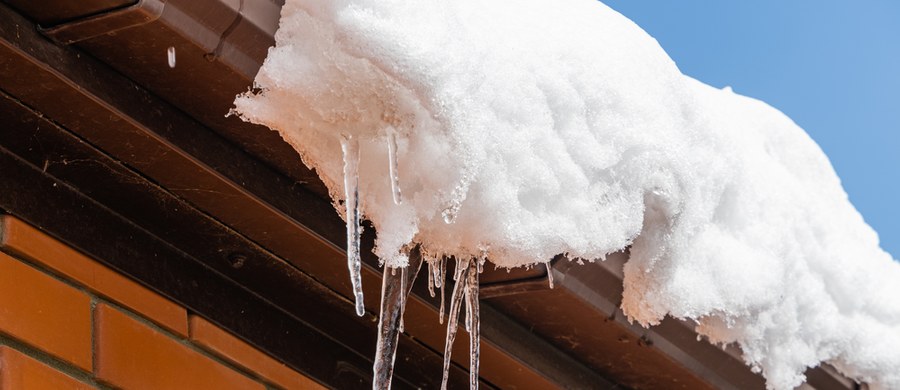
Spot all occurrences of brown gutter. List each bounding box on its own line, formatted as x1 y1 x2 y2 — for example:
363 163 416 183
2 0 135 25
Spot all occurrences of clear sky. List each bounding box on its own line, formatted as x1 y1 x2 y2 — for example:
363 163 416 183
603 1 900 258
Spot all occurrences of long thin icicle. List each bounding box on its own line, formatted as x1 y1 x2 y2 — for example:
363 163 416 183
399 265 407 333
341 134 365 317
386 127 402 205
373 266 402 390
373 249 423 390
427 256 436 298
465 285 472 333
465 259 481 390
441 258 470 390
439 256 447 324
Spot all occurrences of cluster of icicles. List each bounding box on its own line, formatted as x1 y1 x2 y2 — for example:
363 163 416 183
372 250 484 390
340 133 548 389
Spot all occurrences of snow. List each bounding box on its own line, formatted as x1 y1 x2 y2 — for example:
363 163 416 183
231 0 900 388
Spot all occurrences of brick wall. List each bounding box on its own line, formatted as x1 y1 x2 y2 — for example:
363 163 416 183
0 215 324 390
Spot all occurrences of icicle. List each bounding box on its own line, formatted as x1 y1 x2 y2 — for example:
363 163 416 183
440 258 481 389
434 256 444 288
341 134 365 317
373 265 402 390
386 127 402 205
464 256 485 333
402 257 422 335
427 258 436 298
452 259 462 281
439 257 447 324
464 268 472 334
373 249 423 390
441 258 470 390
546 262 555 289
465 258 481 390
167 46 176 68
399 265 407 333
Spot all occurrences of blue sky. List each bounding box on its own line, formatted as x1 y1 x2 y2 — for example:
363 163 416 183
603 1 900 258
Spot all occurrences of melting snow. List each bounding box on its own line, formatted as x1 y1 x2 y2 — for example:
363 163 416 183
232 0 900 388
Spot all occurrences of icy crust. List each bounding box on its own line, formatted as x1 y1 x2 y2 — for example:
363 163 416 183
233 0 900 388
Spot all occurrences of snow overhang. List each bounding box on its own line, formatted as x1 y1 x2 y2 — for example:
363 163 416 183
0 0 860 388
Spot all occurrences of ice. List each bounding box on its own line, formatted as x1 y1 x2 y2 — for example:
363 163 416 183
465 259 481 389
427 256 436 297
372 266 401 389
441 258 477 390
440 259 467 389
441 204 459 225
386 127 402 205
439 256 447 324
373 250 423 389
340 134 365 317
435 257 444 288
233 0 900 388
426 253 443 300
167 46 176 68
399 265 406 332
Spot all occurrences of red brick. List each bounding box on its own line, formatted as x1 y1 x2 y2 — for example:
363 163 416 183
95 304 264 390
0 216 188 336
0 253 92 370
0 346 94 390
189 316 325 390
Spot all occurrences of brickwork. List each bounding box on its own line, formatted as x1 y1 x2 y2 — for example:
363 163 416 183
0 215 325 390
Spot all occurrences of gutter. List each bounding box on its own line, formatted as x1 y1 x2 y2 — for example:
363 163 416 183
39 0 275 80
